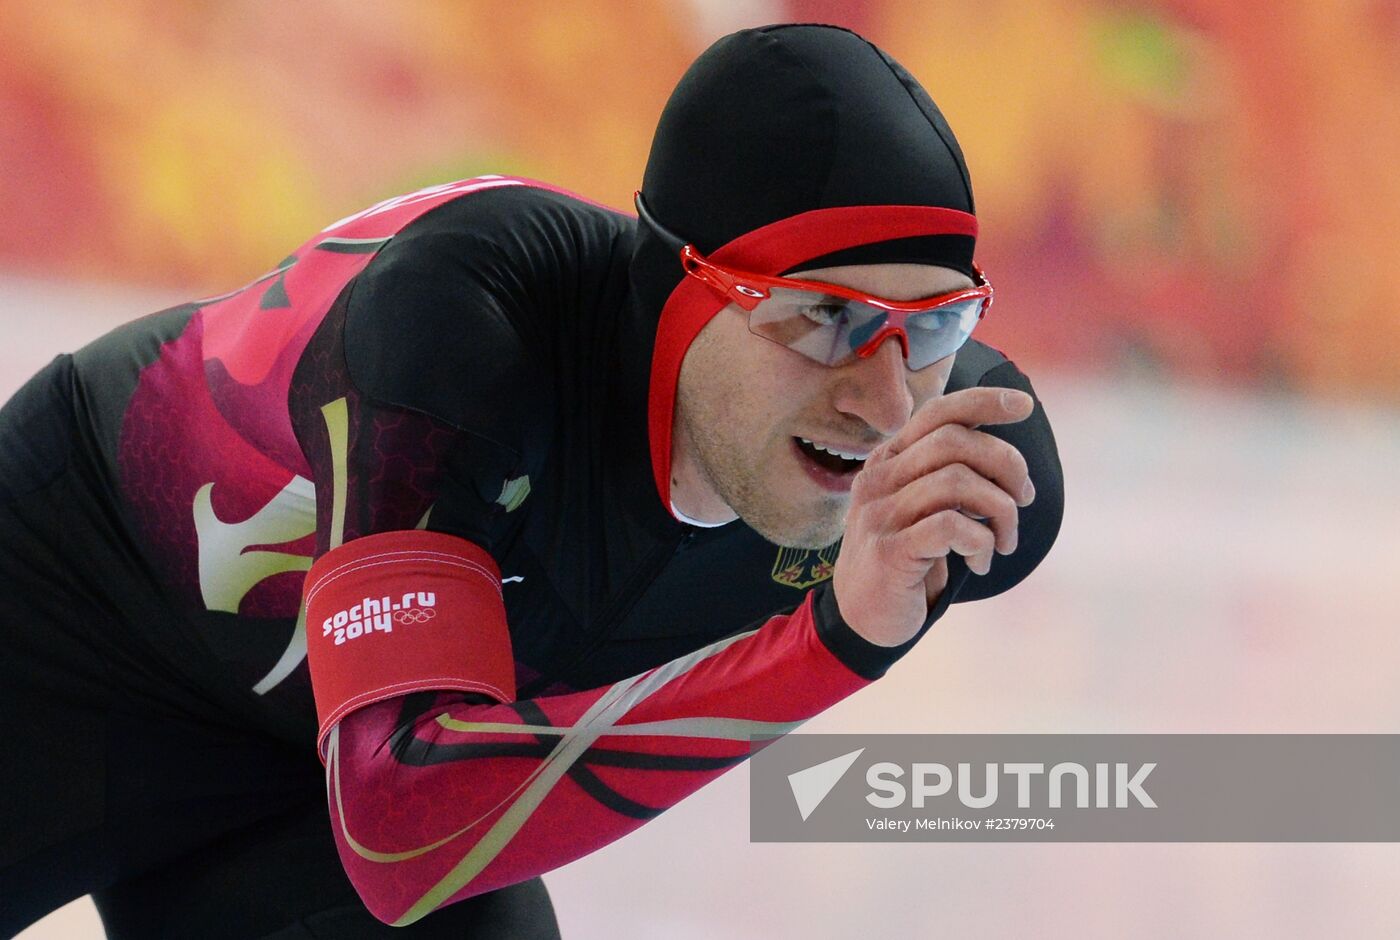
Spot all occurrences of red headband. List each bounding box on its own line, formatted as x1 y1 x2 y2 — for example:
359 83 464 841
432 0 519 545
647 204 979 517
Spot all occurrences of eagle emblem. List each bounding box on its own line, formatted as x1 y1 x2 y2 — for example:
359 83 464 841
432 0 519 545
770 540 842 589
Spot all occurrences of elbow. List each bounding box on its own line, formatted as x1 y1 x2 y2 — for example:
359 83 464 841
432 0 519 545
325 797 409 926
324 737 432 926
325 758 496 927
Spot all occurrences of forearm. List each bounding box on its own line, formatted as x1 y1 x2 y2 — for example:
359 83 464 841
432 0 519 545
327 587 896 926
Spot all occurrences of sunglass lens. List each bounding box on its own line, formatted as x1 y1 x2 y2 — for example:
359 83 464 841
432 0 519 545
905 299 983 369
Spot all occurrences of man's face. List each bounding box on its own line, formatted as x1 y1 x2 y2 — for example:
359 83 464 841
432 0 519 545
673 263 975 548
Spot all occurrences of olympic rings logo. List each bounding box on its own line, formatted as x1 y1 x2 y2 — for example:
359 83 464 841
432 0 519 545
394 608 438 625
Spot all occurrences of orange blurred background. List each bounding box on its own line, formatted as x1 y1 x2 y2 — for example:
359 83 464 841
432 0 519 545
3 0 1397 400
7 4 1400 939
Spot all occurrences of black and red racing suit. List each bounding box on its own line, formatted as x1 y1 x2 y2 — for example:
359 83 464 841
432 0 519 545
0 176 1063 935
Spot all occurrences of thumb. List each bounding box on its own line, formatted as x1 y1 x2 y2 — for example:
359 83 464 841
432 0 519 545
924 557 949 607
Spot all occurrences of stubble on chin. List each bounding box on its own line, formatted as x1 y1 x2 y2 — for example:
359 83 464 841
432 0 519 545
689 422 848 549
677 330 847 550
772 490 849 550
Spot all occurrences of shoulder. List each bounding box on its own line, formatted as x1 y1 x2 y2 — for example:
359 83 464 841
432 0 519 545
947 338 1014 389
341 183 634 459
366 183 633 279
948 339 1049 412
946 338 1065 602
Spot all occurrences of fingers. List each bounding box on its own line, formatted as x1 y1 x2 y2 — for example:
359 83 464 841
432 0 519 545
876 387 1033 463
923 556 949 605
832 387 1035 640
877 462 1020 556
867 421 1033 509
896 509 997 575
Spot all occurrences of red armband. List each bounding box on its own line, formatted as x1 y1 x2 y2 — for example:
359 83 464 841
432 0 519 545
303 530 516 759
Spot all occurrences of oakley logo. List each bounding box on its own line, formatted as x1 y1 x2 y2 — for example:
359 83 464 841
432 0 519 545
736 285 765 298
322 591 438 646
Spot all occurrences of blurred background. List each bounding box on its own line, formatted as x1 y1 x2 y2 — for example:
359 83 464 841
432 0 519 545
6 1 1399 937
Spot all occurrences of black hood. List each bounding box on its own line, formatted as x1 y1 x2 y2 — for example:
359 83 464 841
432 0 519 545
617 23 982 521
631 23 978 322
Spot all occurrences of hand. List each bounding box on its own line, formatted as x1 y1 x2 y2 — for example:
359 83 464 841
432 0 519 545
832 387 1036 648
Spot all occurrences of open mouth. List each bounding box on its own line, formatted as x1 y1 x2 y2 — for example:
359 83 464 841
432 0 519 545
794 437 867 475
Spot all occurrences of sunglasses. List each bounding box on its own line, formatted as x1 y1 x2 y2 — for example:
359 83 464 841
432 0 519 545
635 192 992 370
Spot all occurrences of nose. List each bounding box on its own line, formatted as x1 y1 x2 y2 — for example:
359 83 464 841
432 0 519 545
829 335 914 437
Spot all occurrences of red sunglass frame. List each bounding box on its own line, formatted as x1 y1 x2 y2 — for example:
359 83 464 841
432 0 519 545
678 244 994 364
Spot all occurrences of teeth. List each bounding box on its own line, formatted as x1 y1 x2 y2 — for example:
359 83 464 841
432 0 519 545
798 437 869 462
